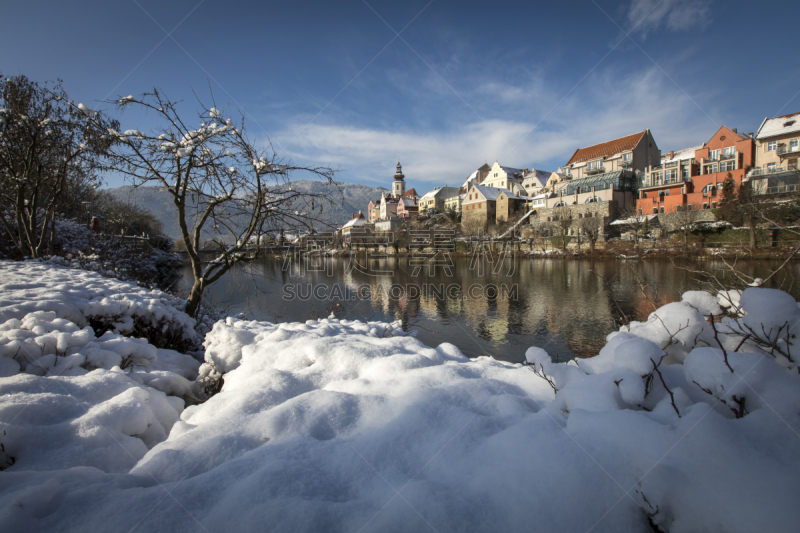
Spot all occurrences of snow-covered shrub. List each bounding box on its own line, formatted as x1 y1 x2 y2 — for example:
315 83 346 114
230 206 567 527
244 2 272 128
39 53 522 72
49 219 183 291
191 315 413 400
0 261 197 352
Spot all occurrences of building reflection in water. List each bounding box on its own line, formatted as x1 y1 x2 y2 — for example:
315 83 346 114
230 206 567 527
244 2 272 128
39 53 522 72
190 255 800 364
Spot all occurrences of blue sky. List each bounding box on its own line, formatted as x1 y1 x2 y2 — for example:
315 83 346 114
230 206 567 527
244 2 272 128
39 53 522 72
3 0 799 189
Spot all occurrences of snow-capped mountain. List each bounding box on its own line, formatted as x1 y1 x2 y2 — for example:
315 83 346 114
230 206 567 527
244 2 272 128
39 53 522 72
103 181 388 240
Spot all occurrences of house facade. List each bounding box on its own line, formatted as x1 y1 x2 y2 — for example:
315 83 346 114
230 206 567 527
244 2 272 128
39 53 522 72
496 191 528 223
636 126 755 215
563 130 660 179
418 186 460 213
443 193 464 213
461 184 502 225
396 197 419 219
520 168 552 196
340 211 368 236
749 112 800 196
481 161 527 194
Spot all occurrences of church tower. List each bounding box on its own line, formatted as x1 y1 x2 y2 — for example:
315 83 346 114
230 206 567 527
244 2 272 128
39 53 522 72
392 160 406 199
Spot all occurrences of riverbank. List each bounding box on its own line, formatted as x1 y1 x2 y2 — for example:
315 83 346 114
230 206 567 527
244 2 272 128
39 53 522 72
1 260 799 531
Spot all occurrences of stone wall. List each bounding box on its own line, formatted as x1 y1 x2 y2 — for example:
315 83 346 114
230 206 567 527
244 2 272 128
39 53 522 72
528 200 623 239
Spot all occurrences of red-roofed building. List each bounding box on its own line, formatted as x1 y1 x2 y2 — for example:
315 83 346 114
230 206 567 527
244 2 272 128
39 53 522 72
636 126 755 215
564 130 660 179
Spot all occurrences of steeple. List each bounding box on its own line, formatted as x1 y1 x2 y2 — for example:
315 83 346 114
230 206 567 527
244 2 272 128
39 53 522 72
394 160 405 181
392 160 406 198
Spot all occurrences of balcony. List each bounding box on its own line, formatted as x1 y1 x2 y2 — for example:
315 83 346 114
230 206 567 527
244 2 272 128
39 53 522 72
585 166 605 175
720 151 736 160
777 144 800 157
754 184 799 196
747 165 800 178
619 159 633 167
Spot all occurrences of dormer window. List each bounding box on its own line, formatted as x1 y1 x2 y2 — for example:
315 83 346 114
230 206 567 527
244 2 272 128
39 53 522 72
785 121 796 127
622 153 631 162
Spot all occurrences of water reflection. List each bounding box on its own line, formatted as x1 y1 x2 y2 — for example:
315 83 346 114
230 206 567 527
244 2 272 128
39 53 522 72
182 256 800 364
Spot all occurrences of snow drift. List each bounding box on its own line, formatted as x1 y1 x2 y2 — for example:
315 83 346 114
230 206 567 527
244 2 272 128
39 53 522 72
0 260 799 532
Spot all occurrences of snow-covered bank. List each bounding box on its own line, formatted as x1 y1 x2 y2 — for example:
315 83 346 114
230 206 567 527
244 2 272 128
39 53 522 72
0 261 799 532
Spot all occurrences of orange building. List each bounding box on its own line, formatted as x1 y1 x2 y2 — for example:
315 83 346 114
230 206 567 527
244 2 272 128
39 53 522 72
636 126 755 215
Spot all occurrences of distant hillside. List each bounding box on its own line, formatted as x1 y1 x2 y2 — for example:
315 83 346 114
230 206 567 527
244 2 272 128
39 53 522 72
104 181 387 240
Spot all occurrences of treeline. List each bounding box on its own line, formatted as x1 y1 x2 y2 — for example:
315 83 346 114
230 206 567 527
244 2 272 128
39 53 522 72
0 74 168 260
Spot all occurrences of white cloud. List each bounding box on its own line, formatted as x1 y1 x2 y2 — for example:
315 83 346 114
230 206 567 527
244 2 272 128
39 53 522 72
627 0 713 39
275 66 719 189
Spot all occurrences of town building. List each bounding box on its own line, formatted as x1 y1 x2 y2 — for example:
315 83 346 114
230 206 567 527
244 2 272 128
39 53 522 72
340 211 368 237
461 184 501 225
563 130 660 179
748 112 800 196
379 193 398 221
396 197 419 219
520 168 552 196
443 193 464 213
480 161 527 194
418 186 460 214
496 190 529 223
636 126 755 214
462 184 529 225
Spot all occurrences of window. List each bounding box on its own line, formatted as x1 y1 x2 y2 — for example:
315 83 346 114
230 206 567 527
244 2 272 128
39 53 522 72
768 141 777 151
709 149 721 160
638 209 642 215
653 208 658 214
712 202 718 209
767 163 777 171
703 203 709 210
723 146 735 156
682 164 690 178
681 186 686 194
659 207 664 214
642 192 648 198
791 139 799 151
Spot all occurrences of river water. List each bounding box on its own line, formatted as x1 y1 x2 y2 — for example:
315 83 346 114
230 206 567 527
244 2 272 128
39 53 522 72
178 256 799 364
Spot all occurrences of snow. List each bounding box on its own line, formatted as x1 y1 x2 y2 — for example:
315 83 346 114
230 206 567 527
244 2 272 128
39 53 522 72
756 111 800 140
0 261 196 347
1 261 799 531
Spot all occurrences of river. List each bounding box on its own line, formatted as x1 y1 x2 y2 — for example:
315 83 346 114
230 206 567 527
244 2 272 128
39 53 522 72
177 255 799 364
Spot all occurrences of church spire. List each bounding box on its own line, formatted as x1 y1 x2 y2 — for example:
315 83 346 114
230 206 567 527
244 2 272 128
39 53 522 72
394 160 405 181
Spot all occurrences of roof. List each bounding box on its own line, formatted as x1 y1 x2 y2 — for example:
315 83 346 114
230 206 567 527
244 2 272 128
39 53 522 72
402 188 418 198
468 184 504 201
467 184 525 202
662 145 704 164
499 165 524 176
399 198 417 207
566 131 647 166
756 112 800 140
341 216 367 229
522 169 551 188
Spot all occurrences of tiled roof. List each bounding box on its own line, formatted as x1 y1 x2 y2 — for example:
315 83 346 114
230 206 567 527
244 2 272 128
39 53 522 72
402 188 418 198
756 112 800 140
566 131 647 165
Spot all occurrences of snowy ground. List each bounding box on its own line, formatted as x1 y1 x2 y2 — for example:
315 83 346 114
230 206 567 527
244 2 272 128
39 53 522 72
0 261 799 532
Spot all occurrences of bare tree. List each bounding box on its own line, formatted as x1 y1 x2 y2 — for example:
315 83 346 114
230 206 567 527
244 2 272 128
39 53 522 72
673 203 703 248
460 216 487 251
98 89 336 317
618 206 646 246
551 206 573 251
576 213 604 252
0 74 115 258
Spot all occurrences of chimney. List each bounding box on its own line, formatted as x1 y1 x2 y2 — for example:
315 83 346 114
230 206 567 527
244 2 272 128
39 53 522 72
670 151 675 159
732 128 738 133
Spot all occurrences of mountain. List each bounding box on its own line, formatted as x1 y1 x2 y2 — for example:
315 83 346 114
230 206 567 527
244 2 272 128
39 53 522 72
103 181 388 240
